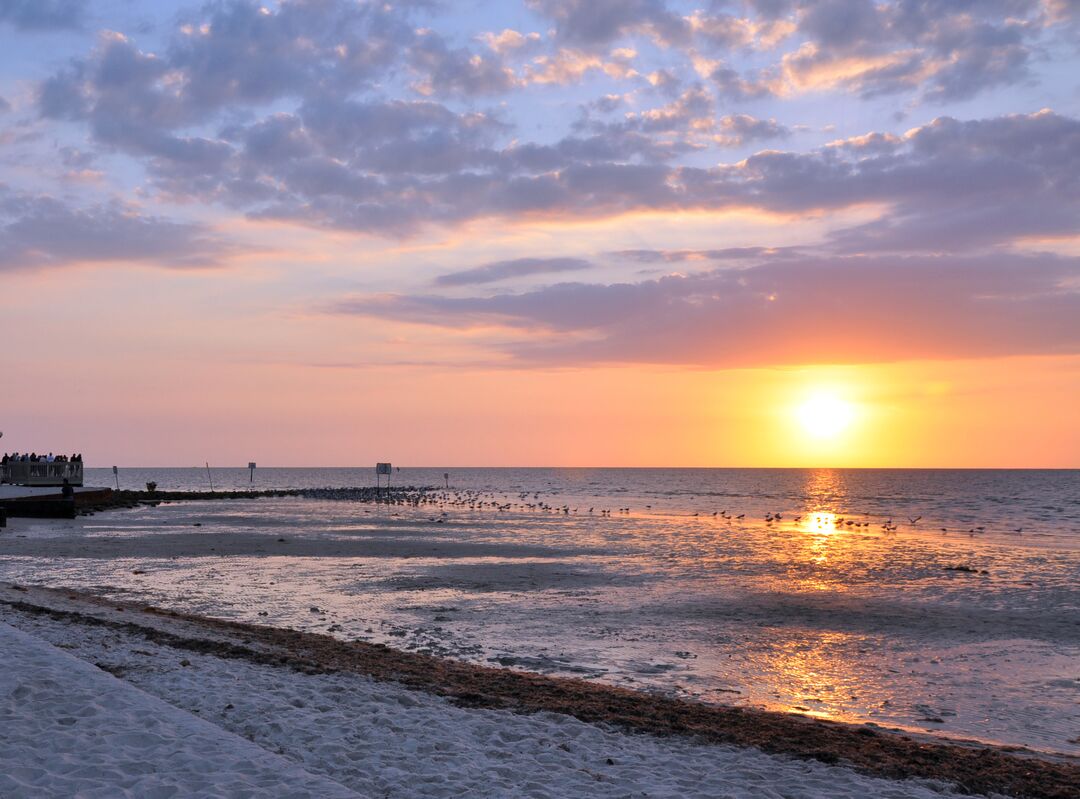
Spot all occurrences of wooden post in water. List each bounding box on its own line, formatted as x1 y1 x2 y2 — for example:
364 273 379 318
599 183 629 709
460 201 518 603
112 465 119 491
205 462 215 492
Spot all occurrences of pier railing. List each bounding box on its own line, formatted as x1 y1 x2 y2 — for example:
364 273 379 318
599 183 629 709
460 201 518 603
0 461 83 487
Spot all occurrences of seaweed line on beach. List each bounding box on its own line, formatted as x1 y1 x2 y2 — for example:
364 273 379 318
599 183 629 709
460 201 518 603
1 584 1077 799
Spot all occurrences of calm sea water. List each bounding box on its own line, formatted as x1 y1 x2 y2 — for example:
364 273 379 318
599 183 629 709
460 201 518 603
86 467 1080 543
9 467 1079 754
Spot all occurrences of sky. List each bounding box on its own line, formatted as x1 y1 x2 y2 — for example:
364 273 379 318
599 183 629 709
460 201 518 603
1 0 1078 467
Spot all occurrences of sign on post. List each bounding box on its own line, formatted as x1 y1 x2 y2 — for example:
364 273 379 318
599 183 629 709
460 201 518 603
376 462 392 493
248 461 256 483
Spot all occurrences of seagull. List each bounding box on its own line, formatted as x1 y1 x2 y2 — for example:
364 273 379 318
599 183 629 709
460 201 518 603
908 516 922 524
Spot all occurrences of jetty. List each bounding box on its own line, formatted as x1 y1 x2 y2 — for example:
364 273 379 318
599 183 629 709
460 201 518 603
0 457 111 520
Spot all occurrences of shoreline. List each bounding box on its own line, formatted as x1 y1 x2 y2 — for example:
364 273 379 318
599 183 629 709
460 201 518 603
2 582 1077 799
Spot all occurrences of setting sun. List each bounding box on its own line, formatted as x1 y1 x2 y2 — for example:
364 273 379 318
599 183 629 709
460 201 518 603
795 392 857 439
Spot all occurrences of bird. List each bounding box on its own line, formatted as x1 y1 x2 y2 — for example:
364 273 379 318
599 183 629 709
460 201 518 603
908 516 922 524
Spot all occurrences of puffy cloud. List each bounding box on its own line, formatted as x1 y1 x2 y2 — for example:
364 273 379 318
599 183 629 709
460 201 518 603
580 87 788 149
526 0 689 47
0 187 234 271
478 29 543 55
685 0 1076 102
409 31 519 96
330 253 1080 367
522 47 639 85
776 0 1052 101
27 0 1080 247
704 61 777 101
714 113 790 146
435 257 592 286
79 100 1079 247
686 11 759 48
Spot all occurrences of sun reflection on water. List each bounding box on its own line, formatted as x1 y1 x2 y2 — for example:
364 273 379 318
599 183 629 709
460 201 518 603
800 511 840 535
759 632 868 723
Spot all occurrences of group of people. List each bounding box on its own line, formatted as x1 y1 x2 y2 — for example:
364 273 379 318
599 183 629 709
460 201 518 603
1 452 82 464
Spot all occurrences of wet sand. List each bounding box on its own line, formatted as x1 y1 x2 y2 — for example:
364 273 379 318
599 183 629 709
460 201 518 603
2 583 1077 799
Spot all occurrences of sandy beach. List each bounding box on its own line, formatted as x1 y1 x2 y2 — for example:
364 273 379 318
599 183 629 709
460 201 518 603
2 581 1078 798
0 578 1075 798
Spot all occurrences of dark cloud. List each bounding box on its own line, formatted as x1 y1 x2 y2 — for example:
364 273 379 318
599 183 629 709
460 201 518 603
714 113 789 145
691 0 1074 103
330 253 1080 367
0 187 234 271
821 110 1080 251
28 0 1080 246
526 0 689 46
707 63 776 101
435 257 592 286
408 31 518 95
0 0 83 30
580 87 788 148
35 0 505 148
125 105 1080 247
780 0 1052 101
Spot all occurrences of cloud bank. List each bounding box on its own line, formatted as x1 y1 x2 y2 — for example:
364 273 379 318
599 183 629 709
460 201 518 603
333 253 1080 367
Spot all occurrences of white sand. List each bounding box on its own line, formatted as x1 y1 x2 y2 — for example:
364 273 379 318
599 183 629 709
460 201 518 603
0 606 988 799
0 621 359 798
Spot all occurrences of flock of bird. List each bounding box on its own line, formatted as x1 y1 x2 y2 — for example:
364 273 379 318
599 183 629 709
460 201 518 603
327 485 1021 537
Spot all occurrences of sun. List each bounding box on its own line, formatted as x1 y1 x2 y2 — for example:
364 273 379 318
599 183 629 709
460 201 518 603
795 391 856 439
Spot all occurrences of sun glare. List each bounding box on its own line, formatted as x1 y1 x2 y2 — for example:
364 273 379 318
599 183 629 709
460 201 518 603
795 392 856 439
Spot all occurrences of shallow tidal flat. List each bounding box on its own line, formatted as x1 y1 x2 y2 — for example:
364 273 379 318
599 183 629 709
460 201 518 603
1 494 1078 758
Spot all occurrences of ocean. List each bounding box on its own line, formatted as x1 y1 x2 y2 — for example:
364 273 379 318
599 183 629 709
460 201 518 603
85 466 1080 543
6 467 1079 754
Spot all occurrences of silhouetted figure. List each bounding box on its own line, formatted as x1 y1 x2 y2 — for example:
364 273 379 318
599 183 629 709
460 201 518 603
61 478 74 499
